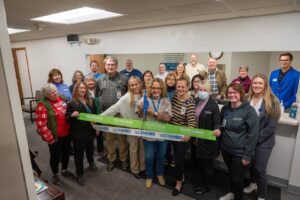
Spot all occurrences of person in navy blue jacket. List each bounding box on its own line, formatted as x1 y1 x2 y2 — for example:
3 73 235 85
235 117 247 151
244 74 281 200
269 52 300 110
119 59 143 79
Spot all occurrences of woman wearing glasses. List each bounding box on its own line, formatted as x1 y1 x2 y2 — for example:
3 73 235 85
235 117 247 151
219 83 259 200
136 78 172 189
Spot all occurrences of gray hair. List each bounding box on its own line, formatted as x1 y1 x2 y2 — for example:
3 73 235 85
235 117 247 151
239 65 249 72
104 56 118 65
84 74 95 83
41 83 57 97
199 80 211 92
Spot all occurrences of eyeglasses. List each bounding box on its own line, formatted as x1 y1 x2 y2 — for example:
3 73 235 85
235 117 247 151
151 87 162 90
193 80 200 83
227 92 239 95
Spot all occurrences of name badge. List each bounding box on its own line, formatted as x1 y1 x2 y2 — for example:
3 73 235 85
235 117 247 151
181 106 186 115
272 78 277 82
222 119 226 127
204 111 212 115
117 89 122 99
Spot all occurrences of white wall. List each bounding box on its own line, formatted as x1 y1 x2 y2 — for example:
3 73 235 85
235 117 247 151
11 12 300 91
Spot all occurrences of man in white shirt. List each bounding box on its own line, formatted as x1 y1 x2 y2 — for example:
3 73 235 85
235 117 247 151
155 63 168 81
185 54 206 80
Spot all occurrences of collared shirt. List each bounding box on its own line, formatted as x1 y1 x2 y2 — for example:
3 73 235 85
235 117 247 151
208 71 219 95
119 68 143 79
155 71 169 81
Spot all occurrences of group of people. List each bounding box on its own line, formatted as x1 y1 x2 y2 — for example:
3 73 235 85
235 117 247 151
35 52 299 200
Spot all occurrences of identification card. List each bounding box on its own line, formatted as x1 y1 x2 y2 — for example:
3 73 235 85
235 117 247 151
222 119 227 127
181 106 186 115
272 78 277 82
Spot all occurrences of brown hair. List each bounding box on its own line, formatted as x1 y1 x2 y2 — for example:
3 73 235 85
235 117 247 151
90 60 99 66
175 61 188 79
48 68 64 83
128 76 143 107
279 52 293 61
226 82 245 102
142 70 154 89
148 78 167 98
249 74 281 119
71 70 84 84
165 72 177 87
72 82 93 107
177 76 190 89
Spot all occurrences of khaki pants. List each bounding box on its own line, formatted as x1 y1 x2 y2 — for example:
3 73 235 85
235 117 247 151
128 136 145 174
105 132 128 162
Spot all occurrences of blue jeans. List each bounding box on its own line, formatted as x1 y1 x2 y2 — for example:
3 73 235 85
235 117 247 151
143 140 168 179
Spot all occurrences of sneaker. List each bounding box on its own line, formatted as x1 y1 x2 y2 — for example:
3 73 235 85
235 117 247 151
61 170 74 178
121 161 128 171
89 162 98 172
157 176 165 186
219 192 234 200
52 174 60 185
146 179 152 189
77 175 85 186
107 161 114 171
243 183 257 194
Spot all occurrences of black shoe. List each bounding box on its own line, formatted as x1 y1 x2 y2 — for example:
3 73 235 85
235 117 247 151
133 173 142 179
172 187 181 196
107 162 114 171
52 174 60 185
139 170 146 178
89 162 98 172
61 170 74 178
194 186 211 195
77 175 85 186
121 161 128 171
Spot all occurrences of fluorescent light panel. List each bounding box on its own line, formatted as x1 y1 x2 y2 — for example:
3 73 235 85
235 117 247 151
31 7 123 24
7 28 30 34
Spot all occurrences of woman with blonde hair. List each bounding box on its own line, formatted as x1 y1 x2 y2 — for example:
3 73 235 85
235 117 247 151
102 76 145 179
243 74 281 200
136 78 172 189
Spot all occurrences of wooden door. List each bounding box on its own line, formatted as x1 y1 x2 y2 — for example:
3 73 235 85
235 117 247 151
11 48 33 105
88 54 105 73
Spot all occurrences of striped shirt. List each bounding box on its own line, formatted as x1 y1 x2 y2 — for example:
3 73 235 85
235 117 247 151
171 94 196 128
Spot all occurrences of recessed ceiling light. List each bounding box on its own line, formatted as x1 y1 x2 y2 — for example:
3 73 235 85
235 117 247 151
7 28 30 34
31 7 123 24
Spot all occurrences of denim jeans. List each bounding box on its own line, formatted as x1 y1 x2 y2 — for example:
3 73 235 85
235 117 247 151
143 140 168 179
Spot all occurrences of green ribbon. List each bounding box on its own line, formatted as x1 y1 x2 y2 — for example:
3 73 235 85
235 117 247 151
79 113 216 141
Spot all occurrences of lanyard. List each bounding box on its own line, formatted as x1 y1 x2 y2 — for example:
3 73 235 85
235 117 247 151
151 98 161 112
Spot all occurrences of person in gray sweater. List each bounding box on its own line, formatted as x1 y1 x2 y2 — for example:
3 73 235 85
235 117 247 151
219 83 259 200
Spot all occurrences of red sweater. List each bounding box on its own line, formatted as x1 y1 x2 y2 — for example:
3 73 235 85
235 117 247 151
36 97 69 142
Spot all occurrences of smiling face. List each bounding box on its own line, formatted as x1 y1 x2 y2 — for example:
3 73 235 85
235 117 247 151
279 55 292 71
144 72 153 85
176 64 185 74
207 58 217 71
251 77 265 95
105 58 118 76
151 81 162 99
85 78 95 90
166 76 176 87
129 78 141 94
75 72 83 82
176 79 189 98
125 59 133 71
77 83 87 98
190 54 198 65
159 64 166 74
90 61 98 73
52 73 62 84
227 87 241 104
192 77 201 91
239 69 248 79
47 88 58 101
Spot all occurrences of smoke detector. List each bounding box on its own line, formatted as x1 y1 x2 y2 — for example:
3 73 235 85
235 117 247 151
82 38 99 45
34 23 45 31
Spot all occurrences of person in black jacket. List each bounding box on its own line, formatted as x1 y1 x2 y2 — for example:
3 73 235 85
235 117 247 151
193 80 221 195
219 83 258 200
244 74 281 200
66 82 97 186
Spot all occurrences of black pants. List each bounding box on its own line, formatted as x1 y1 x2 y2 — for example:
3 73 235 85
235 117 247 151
29 150 42 176
195 158 215 188
222 150 252 200
73 136 95 176
48 135 71 175
250 146 273 199
96 132 104 153
173 141 190 181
